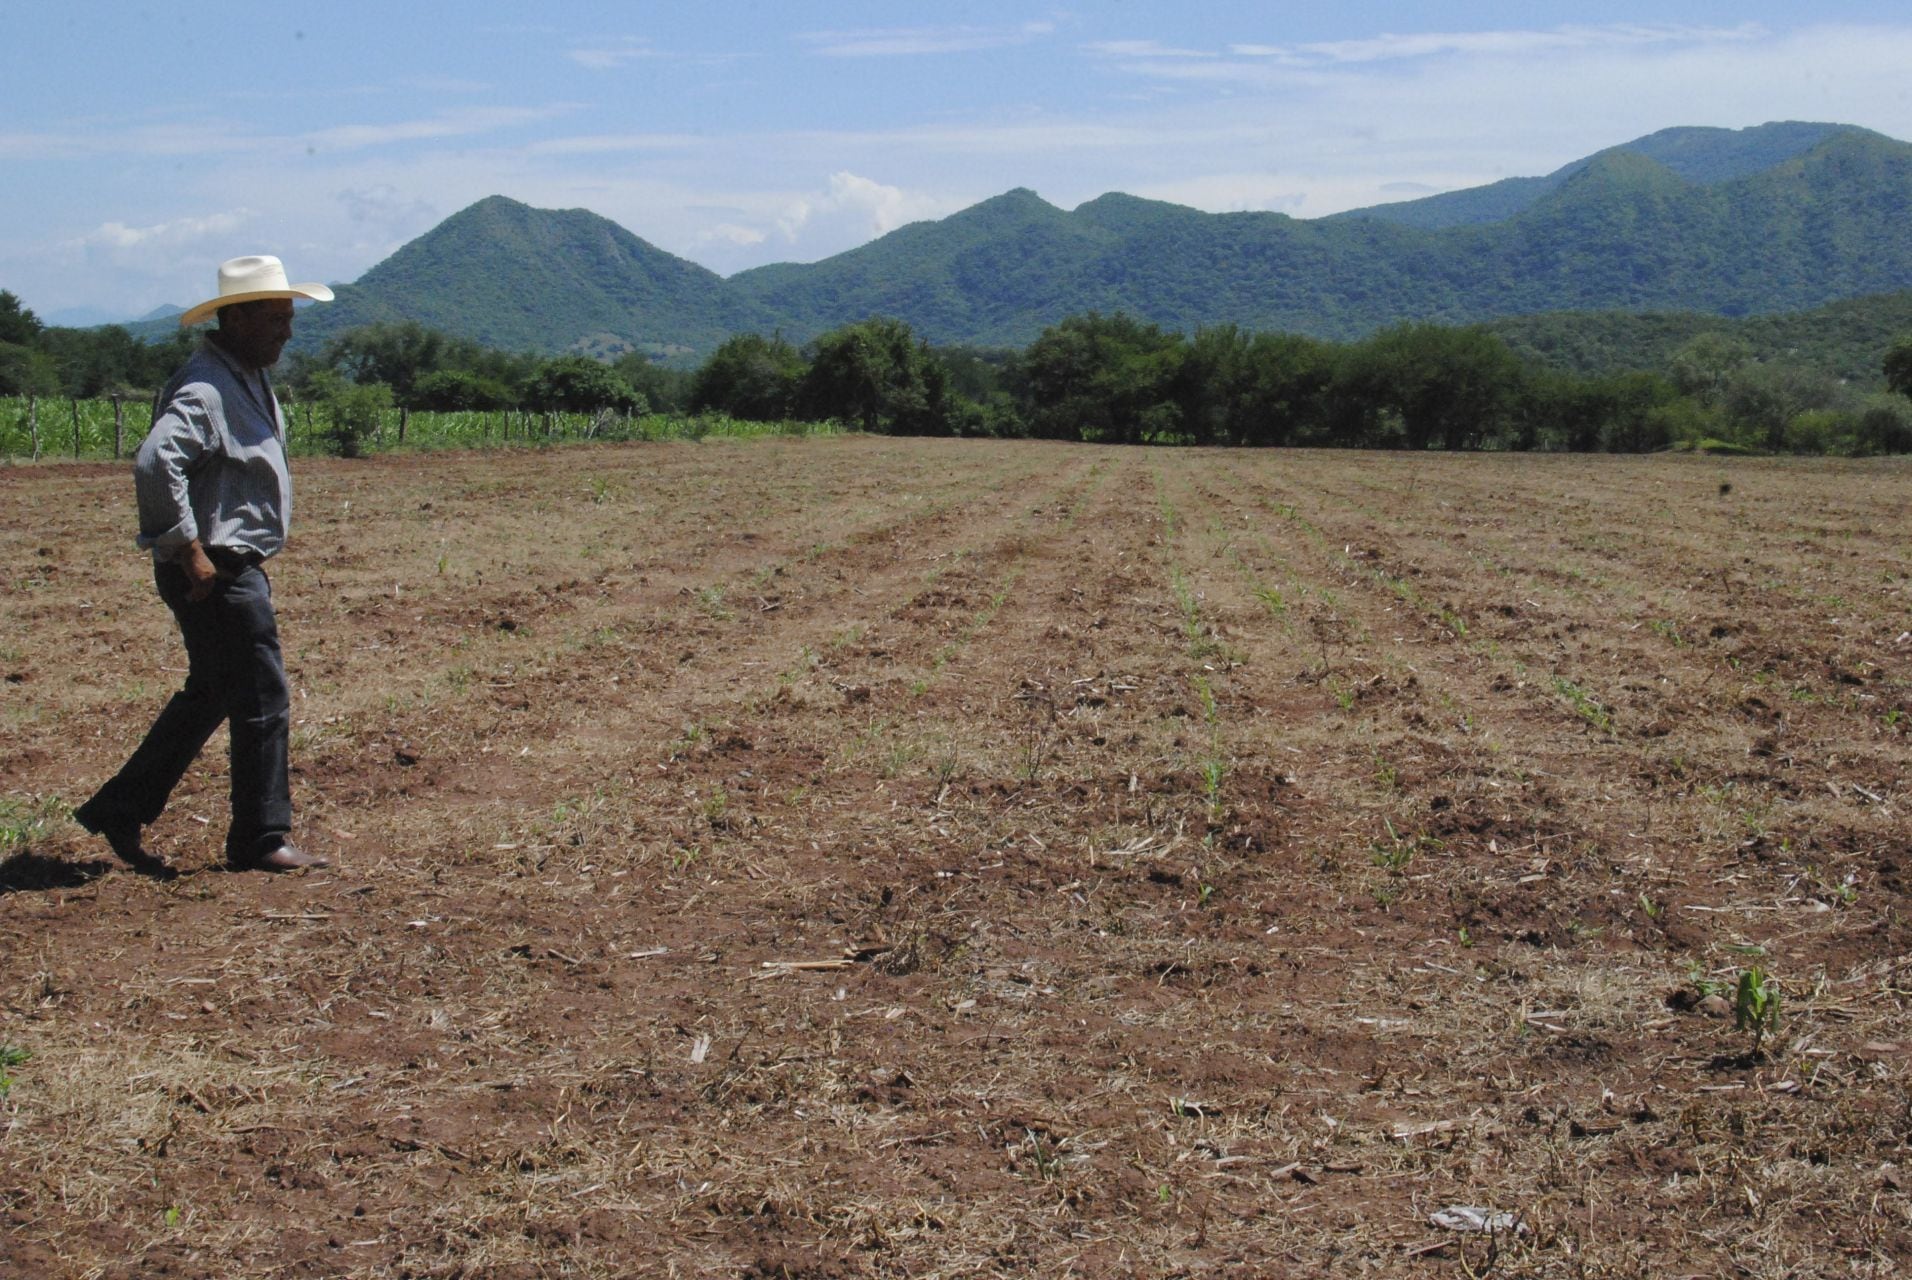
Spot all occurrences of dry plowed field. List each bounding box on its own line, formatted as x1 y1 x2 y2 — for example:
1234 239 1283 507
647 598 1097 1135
3 439 1909 1277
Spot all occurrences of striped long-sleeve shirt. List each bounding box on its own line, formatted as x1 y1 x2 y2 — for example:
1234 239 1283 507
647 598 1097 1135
134 339 291 562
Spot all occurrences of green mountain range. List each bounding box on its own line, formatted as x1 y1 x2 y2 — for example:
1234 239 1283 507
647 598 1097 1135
304 195 767 359
280 121 1912 360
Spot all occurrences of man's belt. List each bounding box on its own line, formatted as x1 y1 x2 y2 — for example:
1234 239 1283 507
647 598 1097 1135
205 545 265 574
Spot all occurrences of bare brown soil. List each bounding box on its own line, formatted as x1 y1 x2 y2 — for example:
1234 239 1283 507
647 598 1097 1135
2 439 1909 1277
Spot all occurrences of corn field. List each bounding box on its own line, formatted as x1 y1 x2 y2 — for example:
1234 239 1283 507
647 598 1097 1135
0 396 840 460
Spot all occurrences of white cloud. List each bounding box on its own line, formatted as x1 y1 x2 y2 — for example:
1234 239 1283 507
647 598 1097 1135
568 37 657 70
1083 40 1212 59
775 172 946 243
0 121 265 161
1292 23 1766 65
63 211 253 252
302 106 570 152
0 105 570 163
526 132 705 156
338 186 438 235
799 23 1054 58
1096 22 1775 88
399 76 495 95
696 224 768 249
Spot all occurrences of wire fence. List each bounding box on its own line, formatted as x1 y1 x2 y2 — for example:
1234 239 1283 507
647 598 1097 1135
0 396 843 461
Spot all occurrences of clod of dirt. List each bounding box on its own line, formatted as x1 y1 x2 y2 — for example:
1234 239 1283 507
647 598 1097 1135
1665 989 1732 1018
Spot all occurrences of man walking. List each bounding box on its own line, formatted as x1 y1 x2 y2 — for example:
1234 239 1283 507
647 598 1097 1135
74 255 333 876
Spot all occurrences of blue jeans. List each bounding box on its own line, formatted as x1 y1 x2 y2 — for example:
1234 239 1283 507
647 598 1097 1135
81 557 292 861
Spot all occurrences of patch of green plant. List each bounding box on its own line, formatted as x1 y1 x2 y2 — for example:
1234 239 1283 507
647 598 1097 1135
0 1045 28 1097
669 722 708 757
702 786 731 828
1200 758 1226 817
1157 486 1179 538
1170 568 1213 658
1734 966 1781 1058
0 797 60 856
1370 818 1421 873
1553 675 1614 733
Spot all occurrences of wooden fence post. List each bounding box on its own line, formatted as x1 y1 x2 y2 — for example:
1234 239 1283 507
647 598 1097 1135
72 398 82 458
399 406 408 445
113 395 125 459
28 395 39 460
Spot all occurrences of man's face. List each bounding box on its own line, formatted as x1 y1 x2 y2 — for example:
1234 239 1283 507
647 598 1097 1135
218 299 296 368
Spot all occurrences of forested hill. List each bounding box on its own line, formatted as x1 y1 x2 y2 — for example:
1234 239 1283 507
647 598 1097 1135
278 121 1912 359
295 196 772 359
1323 120 1868 230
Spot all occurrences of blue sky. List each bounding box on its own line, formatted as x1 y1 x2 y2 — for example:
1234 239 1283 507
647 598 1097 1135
6 2 1912 322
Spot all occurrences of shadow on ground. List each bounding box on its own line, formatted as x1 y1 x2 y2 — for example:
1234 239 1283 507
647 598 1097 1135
0 851 110 895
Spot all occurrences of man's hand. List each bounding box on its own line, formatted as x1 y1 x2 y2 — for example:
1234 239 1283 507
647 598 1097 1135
181 541 218 602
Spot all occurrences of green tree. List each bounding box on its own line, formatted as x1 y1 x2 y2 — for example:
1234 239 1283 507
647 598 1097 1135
304 370 393 457
319 322 446 400
0 342 60 396
1176 328 1334 447
1885 338 1912 399
1174 325 1253 446
690 333 804 421
1669 332 1753 408
1013 312 1185 444
1855 393 1912 455
612 354 693 415
525 356 643 414
0 291 43 347
1518 370 1678 452
1339 323 1524 450
799 317 951 435
1720 362 1841 452
408 368 514 411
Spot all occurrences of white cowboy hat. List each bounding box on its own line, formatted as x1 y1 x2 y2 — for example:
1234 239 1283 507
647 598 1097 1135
178 255 335 327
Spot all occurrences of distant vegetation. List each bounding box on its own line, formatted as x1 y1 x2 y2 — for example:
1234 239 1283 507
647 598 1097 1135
6 289 1910 458
225 124 1912 360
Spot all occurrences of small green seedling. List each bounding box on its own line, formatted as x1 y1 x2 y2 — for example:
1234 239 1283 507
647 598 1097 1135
0 1045 28 1097
1734 967 1781 1058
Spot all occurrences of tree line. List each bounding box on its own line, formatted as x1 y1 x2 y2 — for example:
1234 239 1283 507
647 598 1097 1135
6 287 1911 455
688 314 1912 454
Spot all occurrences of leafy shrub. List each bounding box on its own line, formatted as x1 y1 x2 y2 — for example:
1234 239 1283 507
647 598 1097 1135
1854 394 1912 455
309 373 394 458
